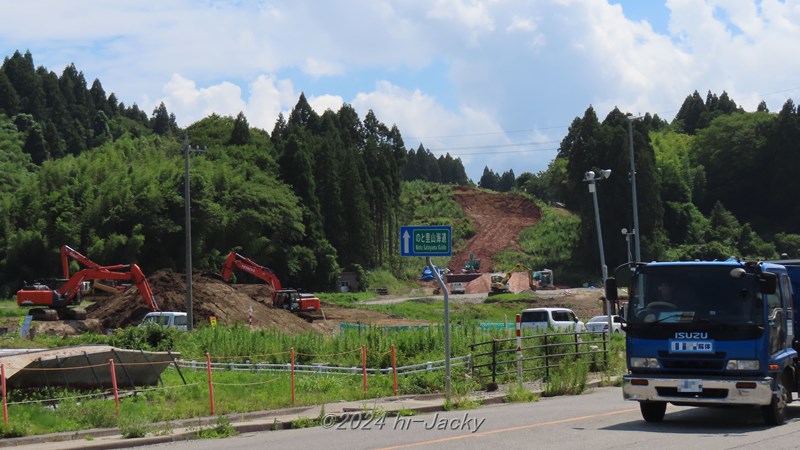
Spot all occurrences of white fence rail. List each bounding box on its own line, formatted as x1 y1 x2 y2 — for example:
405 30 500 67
175 355 472 376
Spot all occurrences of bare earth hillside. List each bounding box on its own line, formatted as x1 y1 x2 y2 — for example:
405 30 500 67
447 186 542 273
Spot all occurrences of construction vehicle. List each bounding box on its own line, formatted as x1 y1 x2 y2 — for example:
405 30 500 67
220 252 322 321
17 263 159 321
463 252 481 274
489 263 537 296
532 269 554 289
61 245 131 294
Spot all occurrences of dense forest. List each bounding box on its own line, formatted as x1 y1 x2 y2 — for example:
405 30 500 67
0 50 470 296
1 49 799 297
518 92 800 274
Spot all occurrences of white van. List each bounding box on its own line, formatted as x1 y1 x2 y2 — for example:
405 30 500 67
520 307 585 332
139 312 189 331
450 282 466 294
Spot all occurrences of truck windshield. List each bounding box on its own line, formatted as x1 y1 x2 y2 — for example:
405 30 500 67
627 265 762 326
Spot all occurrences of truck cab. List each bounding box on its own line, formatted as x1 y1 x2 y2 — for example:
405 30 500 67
608 260 795 425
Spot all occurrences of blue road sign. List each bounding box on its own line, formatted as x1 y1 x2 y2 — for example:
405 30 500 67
400 226 452 257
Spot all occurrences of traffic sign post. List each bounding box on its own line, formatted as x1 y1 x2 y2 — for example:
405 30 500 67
400 226 452 257
400 226 452 402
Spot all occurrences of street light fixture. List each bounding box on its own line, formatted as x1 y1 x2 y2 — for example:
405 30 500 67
183 132 205 331
584 169 614 331
627 115 644 263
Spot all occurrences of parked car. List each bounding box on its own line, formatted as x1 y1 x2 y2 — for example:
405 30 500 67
450 282 465 294
520 307 586 332
139 311 189 331
585 315 625 335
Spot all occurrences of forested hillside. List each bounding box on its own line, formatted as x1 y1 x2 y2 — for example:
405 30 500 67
0 51 471 296
519 92 800 274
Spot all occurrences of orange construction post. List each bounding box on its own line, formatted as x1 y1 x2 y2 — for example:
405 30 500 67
206 352 215 415
108 359 120 416
362 345 367 394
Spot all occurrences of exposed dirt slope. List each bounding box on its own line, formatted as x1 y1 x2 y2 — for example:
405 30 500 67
84 269 428 332
87 269 316 332
448 186 541 273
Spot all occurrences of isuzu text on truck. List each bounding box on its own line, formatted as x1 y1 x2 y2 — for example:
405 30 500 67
605 259 800 425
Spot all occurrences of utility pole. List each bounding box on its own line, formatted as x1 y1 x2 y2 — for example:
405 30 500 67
628 116 643 263
184 132 205 331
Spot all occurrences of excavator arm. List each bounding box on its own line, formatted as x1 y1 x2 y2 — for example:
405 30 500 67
221 252 282 294
61 244 100 278
56 264 159 311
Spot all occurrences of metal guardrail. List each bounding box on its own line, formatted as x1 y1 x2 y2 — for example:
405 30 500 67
174 355 472 376
470 330 608 385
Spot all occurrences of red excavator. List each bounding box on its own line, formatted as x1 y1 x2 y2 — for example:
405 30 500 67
17 262 160 321
220 252 321 321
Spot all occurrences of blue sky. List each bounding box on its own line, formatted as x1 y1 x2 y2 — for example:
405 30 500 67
2 0 799 182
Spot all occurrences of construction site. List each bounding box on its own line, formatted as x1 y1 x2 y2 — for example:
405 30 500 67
4 186 604 337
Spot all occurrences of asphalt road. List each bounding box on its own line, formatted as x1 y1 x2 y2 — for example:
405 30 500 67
140 387 800 450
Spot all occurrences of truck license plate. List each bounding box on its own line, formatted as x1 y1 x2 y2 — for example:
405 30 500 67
669 340 714 353
678 379 703 393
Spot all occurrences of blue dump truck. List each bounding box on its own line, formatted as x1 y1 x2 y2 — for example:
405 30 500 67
605 259 800 425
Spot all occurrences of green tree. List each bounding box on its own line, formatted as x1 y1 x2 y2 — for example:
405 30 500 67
478 166 499 190
230 111 251 145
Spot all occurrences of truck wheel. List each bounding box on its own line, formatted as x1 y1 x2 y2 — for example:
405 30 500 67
640 401 666 422
762 376 788 426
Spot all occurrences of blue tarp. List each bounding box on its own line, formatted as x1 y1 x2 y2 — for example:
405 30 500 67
420 265 446 281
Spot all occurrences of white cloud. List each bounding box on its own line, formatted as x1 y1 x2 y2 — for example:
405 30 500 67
160 74 246 126
3 0 800 180
308 94 345 115
302 58 345 78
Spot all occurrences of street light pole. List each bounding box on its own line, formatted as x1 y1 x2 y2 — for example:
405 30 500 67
627 116 643 263
621 228 634 264
183 132 205 331
585 170 614 332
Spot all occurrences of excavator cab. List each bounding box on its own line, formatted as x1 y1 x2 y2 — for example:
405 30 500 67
273 289 301 312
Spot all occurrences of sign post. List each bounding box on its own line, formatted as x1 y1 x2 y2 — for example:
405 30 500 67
400 226 452 402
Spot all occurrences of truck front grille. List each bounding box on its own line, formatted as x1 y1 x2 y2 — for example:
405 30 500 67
655 387 728 399
657 351 726 371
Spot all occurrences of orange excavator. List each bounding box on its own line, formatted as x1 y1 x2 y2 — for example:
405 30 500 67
17 261 159 321
220 251 322 321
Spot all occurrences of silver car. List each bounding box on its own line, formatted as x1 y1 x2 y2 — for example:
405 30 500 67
585 315 624 335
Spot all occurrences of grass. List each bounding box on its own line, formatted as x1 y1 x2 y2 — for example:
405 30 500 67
336 295 543 324
0 330 623 438
504 383 539 403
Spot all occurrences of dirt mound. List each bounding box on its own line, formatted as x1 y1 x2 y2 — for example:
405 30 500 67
462 273 533 294
86 269 315 333
449 186 541 273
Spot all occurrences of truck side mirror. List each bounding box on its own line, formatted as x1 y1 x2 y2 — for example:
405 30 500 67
605 277 618 302
759 272 777 295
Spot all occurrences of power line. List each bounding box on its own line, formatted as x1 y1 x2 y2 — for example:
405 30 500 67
405 124 568 140
427 140 560 152
429 147 559 156
409 85 800 156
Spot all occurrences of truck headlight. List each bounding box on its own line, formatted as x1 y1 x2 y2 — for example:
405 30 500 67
630 357 660 368
726 360 759 370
